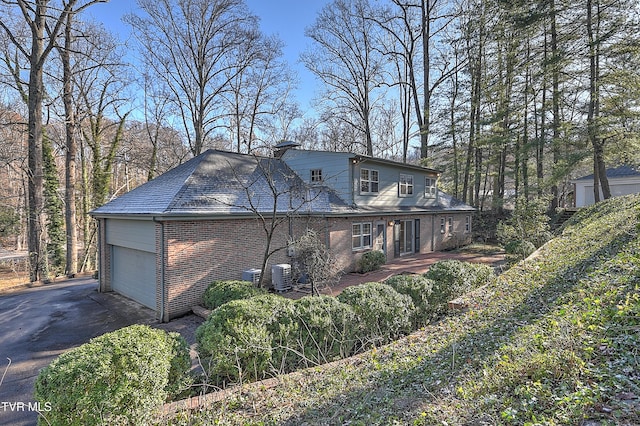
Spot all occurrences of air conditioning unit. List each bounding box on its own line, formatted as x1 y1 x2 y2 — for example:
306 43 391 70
271 264 292 292
241 269 262 286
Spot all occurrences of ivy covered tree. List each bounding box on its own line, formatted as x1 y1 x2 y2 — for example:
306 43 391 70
43 133 65 276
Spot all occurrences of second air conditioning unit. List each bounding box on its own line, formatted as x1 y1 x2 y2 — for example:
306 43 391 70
241 269 262 286
271 264 292 292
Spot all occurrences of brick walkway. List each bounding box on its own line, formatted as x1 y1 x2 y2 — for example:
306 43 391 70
284 249 506 299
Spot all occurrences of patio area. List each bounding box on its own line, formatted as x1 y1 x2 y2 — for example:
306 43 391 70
284 247 506 299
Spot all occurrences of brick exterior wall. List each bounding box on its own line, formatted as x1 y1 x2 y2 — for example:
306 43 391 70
159 216 324 320
328 213 473 271
433 213 473 251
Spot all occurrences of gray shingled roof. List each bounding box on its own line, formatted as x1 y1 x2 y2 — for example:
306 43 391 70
90 150 351 217
91 149 474 218
575 165 640 181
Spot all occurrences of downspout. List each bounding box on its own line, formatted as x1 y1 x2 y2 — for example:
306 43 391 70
349 158 356 206
153 217 166 323
324 216 330 248
431 214 435 252
96 218 103 291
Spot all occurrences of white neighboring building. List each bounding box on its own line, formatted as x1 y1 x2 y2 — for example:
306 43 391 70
573 165 640 207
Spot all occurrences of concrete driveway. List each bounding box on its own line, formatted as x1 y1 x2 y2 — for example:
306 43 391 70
0 278 160 426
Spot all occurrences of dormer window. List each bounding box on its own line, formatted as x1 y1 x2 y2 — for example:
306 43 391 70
311 169 323 183
360 168 379 194
399 174 414 197
425 177 437 198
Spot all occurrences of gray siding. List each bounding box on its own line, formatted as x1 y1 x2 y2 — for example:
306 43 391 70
281 150 352 203
282 149 442 209
105 219 156 253
352 161 439 208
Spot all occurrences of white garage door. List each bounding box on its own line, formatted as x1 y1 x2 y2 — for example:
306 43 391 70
111 246 157 309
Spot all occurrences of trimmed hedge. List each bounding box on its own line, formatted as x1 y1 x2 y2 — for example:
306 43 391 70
337 282 414 349
201 280 267 310
196 294 297 383
196 294 360 383
357 250 386 273
384 274 435 327
293 295 358 367
33 325 190 426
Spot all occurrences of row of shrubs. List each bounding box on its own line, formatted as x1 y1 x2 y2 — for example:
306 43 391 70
33 260 494 424
196 260 495 384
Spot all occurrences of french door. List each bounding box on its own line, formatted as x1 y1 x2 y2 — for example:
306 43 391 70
394 219 420 257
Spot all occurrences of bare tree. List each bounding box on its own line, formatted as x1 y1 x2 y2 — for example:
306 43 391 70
0 105 28 251
374 0 421 162
54 3 105 277
126 0 261 156
0 0 103 281
214 155 330 289
290 229 342 296
302 0 386 156
225 34 299 154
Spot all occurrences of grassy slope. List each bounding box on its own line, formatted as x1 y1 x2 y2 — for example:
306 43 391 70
170 194 640 425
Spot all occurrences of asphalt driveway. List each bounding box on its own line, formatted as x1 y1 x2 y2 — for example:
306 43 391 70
0 278 162 426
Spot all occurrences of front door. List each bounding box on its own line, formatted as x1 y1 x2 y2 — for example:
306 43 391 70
374 221 386 255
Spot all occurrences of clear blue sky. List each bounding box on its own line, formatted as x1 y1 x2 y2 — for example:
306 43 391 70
89 0 330 114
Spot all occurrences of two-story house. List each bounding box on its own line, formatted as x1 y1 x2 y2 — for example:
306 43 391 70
91 144 475 321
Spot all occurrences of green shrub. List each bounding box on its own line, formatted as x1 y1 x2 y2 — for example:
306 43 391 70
196 294 297 383
466 262 496 289
385 274 435 327
504 239 536 261
201 280 267 310
337 282 414 349
34 325 190 426
497 196 552 249
357 250 386 273
293 295 357 367
424 260 493 317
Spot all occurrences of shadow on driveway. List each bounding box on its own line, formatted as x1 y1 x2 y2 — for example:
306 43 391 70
0 277 201 426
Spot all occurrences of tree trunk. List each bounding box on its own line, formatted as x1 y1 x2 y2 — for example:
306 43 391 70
537 33 547 199
26 6 47 282
61 12 78 277
587 0 610 201
420 0 431 159
550 0 561 211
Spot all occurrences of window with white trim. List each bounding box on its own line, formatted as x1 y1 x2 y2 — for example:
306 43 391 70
448 217 454 233
465 215 471 233
425 177 437 197
352 222 372 250
311 169 323 183
360 169 379 194
440 217 446 233
399 174 414 197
